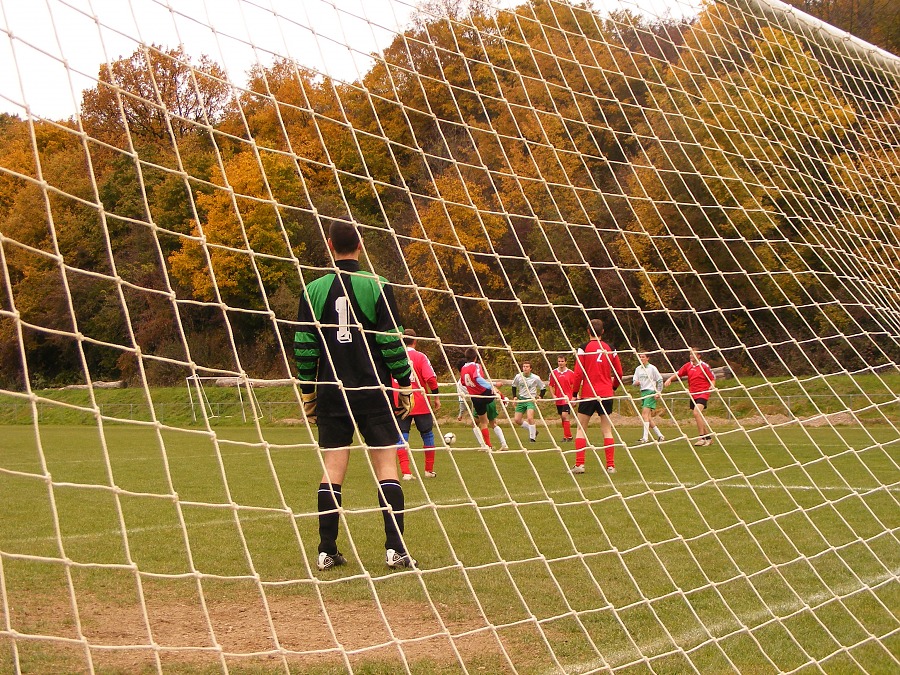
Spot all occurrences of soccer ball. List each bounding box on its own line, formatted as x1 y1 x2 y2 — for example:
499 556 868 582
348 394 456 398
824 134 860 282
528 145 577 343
443 432 456 446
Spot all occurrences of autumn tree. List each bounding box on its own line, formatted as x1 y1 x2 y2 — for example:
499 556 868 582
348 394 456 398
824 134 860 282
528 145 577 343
0 116 131 387
782 0 900 54
81 45 230 148
617 6 858 368
167 149 310 308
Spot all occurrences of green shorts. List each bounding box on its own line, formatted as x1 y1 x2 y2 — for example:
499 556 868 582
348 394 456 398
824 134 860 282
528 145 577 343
486 400 499 422
515 401 537 414
640 390 658 410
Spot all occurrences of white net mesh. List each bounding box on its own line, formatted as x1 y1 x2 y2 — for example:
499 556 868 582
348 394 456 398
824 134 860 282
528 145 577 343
1 0 898 672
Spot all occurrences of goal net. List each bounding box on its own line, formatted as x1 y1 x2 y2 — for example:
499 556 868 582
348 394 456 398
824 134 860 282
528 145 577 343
1 0 898 672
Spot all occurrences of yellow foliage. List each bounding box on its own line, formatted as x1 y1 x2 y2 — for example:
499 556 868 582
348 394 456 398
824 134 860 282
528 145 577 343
405 172 509 311
167 151 307 304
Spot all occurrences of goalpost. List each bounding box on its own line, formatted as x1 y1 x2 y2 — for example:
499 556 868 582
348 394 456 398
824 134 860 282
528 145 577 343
0 0 898 673
185 375 262 423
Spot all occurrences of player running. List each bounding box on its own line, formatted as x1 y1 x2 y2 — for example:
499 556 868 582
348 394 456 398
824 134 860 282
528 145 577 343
570 319 623 474
549 355 577 442
459 348 508 451
510 361 545 443
632 351 665 444
664 347 716 446
394 329 441 480
455 361 508 451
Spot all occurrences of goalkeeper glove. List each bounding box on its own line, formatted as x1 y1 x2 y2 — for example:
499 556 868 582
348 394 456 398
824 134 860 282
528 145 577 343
394 386 413 420
301 389 317 425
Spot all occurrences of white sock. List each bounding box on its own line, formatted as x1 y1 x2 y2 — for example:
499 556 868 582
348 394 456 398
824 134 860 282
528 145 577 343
473 426 485 447
493 426 507 446
520 421 529 430
654 426 664 438
642 422 650 438
529 424 536 440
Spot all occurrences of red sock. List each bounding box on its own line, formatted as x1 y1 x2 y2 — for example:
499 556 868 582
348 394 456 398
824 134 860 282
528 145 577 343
397 447 410 475
562 419 571 439
604 438 615 468
575 437 586 466
481 427 492 449
424 448 435 473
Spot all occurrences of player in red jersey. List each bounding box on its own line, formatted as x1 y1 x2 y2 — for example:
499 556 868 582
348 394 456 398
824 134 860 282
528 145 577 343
394 329 441 479
459 347 498 450
549 355 577 442
570 319 623 474
664 347 716 445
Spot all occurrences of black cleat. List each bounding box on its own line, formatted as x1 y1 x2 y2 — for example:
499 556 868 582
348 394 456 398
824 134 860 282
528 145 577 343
317 551 346 571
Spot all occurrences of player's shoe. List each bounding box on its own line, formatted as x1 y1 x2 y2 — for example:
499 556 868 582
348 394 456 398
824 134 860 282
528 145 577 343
401 473 415 481
694 438 707 446
702 436 713 446
423 471 436 478
529 437 536 443
497 445 509 452
638 437 649 444
386 549 417 569
657 435 665 442
562 437 573 442
606 466 617 474
316 551 346 571
570 464 585 474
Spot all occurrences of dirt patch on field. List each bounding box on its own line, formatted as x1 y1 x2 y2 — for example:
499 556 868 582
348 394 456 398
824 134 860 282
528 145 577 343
736 413 794 427
4 588 505 673
800 412 858 427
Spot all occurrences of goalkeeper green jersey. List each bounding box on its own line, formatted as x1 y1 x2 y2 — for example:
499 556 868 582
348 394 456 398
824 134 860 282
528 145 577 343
294 259 411 417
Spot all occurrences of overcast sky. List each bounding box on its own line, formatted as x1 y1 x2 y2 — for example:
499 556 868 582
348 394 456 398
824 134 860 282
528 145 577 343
0 0 697 121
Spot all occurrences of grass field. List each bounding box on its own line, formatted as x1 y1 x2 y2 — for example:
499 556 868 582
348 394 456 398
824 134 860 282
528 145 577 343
1 414 899 674
1 372 900 428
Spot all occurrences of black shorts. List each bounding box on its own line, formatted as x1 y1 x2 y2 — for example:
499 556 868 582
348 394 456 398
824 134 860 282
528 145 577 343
318 409 399 449
471 395 493 417
577 399 613 417
690 397 709 410
399 413 434 435
556 404 571 415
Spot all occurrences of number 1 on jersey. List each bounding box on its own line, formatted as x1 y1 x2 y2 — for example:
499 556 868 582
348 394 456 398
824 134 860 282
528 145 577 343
335 296 352 344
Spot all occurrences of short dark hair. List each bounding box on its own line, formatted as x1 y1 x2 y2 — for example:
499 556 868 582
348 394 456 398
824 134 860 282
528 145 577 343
403 328 417 345
464 347 478 362
521 360 531 367
589 318 604 337
328 221 360 254
456 359 467 372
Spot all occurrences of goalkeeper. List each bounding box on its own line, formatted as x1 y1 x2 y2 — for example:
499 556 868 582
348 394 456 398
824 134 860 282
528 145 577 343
295 220 416 572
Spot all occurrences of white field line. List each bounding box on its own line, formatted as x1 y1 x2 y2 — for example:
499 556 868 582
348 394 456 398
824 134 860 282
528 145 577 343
0 440 892 469
5 479 898 545
434 480 900 508
554 569 900 674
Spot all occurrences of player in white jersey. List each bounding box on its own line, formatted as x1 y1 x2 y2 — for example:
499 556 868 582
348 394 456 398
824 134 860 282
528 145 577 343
510 361 545 443
632 351 665 443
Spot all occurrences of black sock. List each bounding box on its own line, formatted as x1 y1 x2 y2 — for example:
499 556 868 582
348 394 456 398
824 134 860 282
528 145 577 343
378 480 405 553
317 482 342 555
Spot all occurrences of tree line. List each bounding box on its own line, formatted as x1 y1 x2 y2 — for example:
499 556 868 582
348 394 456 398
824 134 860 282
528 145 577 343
0 0 897 390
